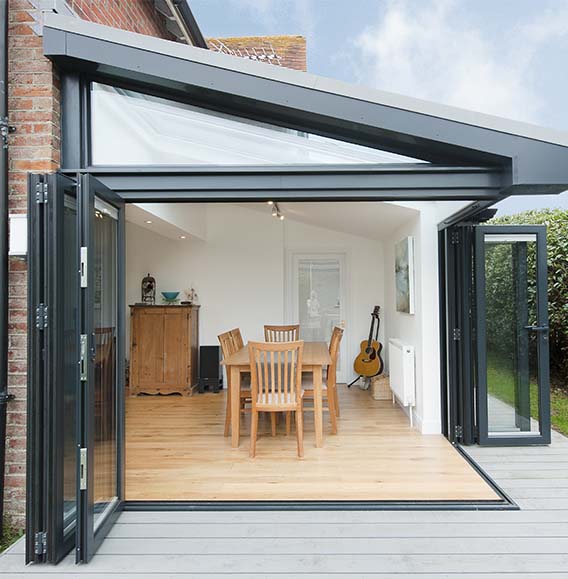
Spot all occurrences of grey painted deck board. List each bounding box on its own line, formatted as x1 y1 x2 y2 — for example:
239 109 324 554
3 575 568 579
1 434 567 576
3 553 568 573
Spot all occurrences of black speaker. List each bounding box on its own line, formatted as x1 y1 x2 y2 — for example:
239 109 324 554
198 345 222 393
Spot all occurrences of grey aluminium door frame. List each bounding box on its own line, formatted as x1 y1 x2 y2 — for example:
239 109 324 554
76 173 126 563
26 172 80 564
474 225 551 446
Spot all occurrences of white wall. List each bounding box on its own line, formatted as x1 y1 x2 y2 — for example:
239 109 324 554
126 204 384 383
383 205 442 434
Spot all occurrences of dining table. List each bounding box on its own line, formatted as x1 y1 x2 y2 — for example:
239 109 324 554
222 341 332 449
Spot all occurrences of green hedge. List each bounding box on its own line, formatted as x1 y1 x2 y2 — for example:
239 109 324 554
489 209 568 386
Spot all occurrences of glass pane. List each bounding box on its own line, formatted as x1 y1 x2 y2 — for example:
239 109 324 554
93 199 118 527
483 234 541 436
63 193 78 534
90 82 425 166
297 258 342 372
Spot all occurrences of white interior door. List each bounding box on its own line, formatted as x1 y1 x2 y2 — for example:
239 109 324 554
289 253 348 383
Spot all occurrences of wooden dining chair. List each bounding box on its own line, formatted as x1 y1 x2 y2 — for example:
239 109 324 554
229 328 244 350
218 330 250 437
303 326 343 434
264 324 300 342
248 340 305 458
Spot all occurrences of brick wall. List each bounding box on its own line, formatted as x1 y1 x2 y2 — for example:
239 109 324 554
5 0 61 527
4 0 174 528
66 0 173 39
5 1 306 528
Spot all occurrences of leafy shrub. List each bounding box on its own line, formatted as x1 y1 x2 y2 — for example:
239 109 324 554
489 209 568 386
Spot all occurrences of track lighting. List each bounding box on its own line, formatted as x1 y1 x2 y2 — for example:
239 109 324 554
269 201 284 221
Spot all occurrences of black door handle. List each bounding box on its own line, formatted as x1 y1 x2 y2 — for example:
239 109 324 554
524 325 549 332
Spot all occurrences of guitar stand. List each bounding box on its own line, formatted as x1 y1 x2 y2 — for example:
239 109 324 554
347 375 363 388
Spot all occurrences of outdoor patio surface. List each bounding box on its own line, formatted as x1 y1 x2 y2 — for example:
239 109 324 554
1 432 567 576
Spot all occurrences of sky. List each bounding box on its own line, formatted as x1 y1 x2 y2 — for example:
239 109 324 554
190 0 568 214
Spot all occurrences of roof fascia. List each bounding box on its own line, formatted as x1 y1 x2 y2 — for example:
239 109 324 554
43 15 568 189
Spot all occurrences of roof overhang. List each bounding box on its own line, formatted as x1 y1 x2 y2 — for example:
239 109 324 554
154 0 208 48
43 15 568 195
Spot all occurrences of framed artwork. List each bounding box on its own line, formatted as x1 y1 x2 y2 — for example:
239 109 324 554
395 236 415 314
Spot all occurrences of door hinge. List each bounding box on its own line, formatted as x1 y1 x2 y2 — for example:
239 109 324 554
454 425 463 439
452 328 462 341
35 181 48 204
450 230 461 245
79 447 87 490
80 334 88 382
34 531 47 555
35 304 48 330
80 247 88 287
1 116 16 150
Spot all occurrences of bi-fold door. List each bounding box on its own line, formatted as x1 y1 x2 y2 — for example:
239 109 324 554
443 223 551 447
27 173 125 564
474 226 550 445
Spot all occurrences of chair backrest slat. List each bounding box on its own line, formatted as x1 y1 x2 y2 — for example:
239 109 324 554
229 328 244 350
264 324 300 343
218 330 237 360
248 341 304 407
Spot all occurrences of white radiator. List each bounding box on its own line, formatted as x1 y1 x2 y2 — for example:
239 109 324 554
388 339 416 427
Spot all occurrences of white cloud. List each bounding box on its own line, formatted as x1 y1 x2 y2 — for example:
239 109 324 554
223 0 315 39
353 0 568 123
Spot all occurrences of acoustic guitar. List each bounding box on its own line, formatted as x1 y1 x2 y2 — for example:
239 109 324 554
353 306 384 379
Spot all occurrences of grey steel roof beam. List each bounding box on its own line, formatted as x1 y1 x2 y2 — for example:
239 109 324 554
101 189 504 203
61 164 505 201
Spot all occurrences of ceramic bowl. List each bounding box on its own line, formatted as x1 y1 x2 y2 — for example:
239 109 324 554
161 291 180 301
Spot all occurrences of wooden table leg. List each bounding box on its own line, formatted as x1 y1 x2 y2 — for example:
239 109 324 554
313 365 323 448
231 366 241 448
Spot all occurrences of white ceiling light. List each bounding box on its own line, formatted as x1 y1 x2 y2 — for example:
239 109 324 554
270 202 284 221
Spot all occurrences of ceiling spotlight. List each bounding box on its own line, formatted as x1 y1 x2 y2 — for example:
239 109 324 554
145 220 153 224
269 201 284 221
180 235 187 240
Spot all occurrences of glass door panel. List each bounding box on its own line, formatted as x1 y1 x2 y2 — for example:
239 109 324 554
60 191 79 545
475 226 550 445
290 254 347 382
77 175 124 563
93 197 118 529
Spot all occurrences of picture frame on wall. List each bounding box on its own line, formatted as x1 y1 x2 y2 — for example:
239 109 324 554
395 236 415 315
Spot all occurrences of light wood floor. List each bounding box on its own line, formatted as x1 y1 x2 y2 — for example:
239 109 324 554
125 385 500 502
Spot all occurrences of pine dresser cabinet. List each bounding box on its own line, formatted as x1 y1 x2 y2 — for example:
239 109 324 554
129 305 199 396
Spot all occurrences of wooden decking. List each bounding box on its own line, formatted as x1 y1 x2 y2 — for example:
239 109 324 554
125 385 498 501
2 429 568 575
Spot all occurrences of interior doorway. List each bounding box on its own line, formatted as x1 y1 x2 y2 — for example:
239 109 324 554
287 252 347 383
